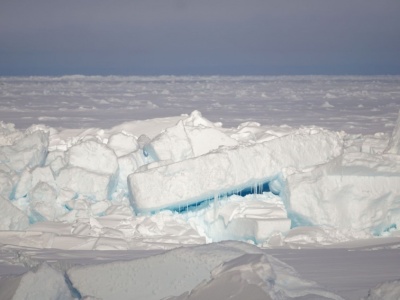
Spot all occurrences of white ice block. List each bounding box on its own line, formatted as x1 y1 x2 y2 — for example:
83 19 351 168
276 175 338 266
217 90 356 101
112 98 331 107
30 181 59 221
0 263 73 300
129 128 343 212
0 195 29 230
285 152 400 232
145 113 238 163
0 170 13 199
56 167 115 200
107 132 139 157
14 166 57 199
0 130 49 173
144 120 194 162
67 139 118 175
208 196 291 243
386 109 400 154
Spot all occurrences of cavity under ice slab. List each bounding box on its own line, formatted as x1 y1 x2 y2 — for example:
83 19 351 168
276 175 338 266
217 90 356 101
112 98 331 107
207 194 292 243
128 128 343 213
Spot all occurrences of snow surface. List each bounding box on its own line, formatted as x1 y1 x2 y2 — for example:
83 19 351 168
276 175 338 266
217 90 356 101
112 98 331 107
0 75 400 300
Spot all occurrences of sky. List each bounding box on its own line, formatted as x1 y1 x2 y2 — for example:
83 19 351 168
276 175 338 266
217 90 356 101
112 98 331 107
1 0 400 76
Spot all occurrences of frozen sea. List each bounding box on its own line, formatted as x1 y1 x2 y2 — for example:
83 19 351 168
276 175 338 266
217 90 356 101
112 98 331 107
2 75 399 133
1 75 400 300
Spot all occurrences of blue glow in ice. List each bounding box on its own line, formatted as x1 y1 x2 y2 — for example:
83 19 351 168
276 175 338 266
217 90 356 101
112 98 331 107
287 211 313 228
173 180 271 213
372 223 397 236
29 211 46 224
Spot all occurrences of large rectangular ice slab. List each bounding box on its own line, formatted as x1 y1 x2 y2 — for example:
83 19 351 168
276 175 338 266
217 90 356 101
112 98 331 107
128 129 343 212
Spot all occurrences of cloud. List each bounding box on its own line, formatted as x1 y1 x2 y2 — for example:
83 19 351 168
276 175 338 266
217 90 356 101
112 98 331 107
1 0 400 75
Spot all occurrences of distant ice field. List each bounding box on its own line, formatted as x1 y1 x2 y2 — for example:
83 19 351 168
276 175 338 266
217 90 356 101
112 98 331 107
1 75 399 134
1 75 400 300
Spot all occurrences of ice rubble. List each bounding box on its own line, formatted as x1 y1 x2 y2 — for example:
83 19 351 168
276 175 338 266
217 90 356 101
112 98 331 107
0 110 399 248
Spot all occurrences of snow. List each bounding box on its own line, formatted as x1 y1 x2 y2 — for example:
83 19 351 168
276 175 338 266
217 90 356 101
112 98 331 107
364 279 400 300
386 109 400 155
56 167 114 200
0 263 73 300
0 75 400 299
0 130 48 173
206 194 291 243
67 139 118 176
285 152 400 233
67 242 342 300
107 132 139 157
0 195 29 230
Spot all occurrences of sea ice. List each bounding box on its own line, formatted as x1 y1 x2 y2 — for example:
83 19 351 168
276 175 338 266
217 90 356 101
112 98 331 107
0 130 48 173
67 242 342 300
30 181 60 221
0 195 29 230
199 194 291 243
145 120 194 162
0 263 73 300
0 170 14 199
170 253 343 300
145 111 237 163
364 279 400 300
285 152 400 233
107 132 139 157
67 139 118 176
14 166 57 200
386 109 400 154
56 167 114 200
129 127 343 212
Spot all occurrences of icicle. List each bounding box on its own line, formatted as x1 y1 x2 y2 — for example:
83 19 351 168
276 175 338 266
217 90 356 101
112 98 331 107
214 193 218 219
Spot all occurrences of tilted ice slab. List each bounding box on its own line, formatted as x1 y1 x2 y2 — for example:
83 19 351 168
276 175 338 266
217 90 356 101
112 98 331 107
129 128 343 212
144 111 237 163
285 152 400 233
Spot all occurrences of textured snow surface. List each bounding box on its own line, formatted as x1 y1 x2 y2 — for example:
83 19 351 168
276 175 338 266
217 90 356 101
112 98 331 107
0 263 73 300
1 76 400 300
67 242 343 300
364 279 400 300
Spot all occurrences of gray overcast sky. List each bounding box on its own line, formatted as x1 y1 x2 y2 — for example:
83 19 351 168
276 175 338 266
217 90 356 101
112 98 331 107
1 0 400 76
